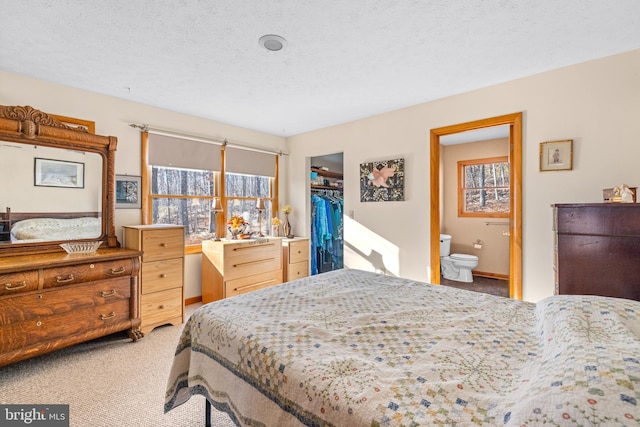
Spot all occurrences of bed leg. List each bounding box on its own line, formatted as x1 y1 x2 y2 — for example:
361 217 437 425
205 399 211 427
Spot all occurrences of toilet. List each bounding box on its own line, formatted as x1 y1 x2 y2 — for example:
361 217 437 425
439 234 479 283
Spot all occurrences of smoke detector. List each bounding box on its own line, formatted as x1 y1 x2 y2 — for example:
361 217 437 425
259 34 287 52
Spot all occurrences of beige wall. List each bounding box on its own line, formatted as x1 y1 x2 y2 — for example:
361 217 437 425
0 71 287 300
3 48 639 302
287 48 640 302
442 138 510 277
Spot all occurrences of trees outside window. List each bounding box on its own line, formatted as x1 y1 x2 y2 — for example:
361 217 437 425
225 172 273 237
150 166 216 245
458 156 509 217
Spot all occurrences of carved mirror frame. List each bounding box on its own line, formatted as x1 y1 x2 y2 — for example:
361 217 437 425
0 105 118 256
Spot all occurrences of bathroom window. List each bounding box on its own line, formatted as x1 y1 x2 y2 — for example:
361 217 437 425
458 156 509 218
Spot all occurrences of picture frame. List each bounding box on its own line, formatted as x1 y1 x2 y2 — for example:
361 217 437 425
359 158 405 202
34 158 85 188
540 139 573 171
115 175 142 209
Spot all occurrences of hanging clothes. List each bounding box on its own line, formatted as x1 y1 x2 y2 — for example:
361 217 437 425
311 190 343 275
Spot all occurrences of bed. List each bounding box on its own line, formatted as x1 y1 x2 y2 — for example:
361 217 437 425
9 214 101 242
165 269 640 426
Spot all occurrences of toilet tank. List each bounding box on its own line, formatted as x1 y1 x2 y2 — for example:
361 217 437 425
439 234 451 257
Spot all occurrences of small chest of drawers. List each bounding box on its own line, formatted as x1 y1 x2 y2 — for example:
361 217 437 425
123 225 184 334
202 238 283 302
283 238 310 282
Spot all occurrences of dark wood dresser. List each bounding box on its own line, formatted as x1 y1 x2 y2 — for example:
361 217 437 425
0 248 142 367
553 203 640 301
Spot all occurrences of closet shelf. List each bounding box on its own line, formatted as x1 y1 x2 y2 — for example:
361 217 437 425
311 185 343 191
311 167 343 179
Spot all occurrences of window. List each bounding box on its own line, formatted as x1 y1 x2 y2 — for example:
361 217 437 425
225 172 273 236
150 166 217 245
142 133 278 252
458 156 509 217
223 147 277 237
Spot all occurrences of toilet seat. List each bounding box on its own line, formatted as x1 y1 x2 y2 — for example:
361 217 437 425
450 253 478 261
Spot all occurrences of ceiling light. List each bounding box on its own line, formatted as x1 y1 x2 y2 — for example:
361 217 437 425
259 34 287 52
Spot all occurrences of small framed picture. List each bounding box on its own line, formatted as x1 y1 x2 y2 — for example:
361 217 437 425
34 158 85 188
115 175 142 209
540 139 573 171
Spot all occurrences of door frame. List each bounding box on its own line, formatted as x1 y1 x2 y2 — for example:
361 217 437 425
429 112 523 299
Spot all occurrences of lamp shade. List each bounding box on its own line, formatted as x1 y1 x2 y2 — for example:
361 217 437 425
212 197 223 212
256 198 266 210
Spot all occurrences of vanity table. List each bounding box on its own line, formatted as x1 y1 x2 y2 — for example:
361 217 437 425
0 105 142 367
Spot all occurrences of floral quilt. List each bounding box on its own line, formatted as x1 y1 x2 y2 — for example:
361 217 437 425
165 269 640 426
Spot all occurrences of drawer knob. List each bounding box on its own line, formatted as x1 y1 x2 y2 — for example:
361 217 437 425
56 274 75 283
5 281 27 290
161 243 168 247
159 304 165 309
100 312 116 321
160 274 167 278
36 321 42 327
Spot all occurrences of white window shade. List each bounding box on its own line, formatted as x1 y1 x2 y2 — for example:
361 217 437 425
225 147 276 177
149 133 221 171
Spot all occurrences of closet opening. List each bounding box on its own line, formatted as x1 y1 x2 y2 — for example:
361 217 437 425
310 153 344 275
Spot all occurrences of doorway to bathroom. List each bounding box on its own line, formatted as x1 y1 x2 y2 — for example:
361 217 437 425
429 113 523 300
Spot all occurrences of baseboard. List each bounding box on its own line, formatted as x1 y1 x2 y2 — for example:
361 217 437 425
472 271 509 280
185 295 203 306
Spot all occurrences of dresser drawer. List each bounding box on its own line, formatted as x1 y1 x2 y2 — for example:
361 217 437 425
41 259 134 289
140 287 182 325
0 277 131 326
0 299 130 353
225 270 282 298
287 240 309 265
140 229 184 262
0 271 39 296
224 242 281 280
140 258 183 294
287 260 309 281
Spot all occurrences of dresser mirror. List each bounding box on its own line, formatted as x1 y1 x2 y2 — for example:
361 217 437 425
0 105 118 256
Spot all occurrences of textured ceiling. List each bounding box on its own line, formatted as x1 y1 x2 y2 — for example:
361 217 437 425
2 1 640 137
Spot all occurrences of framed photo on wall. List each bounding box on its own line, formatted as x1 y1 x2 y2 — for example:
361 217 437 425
115 175 142 209
540 139 573 171
359 158 405 202
34 158 85 188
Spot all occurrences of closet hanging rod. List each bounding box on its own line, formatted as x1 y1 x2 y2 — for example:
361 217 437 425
129 123 288 156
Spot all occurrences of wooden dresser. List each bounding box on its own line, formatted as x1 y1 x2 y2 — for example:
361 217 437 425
202 238 283 302
123 225 184 334
553 203 640 301
283 238 310 282
0 248 142 367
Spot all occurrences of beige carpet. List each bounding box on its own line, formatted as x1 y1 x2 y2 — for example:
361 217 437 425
0 304 236 427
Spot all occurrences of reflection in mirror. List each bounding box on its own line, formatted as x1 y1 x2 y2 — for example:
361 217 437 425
0 141 103 245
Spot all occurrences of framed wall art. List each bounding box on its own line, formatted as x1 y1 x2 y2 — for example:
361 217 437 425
34 158 85 188
115 175 142 209
360 158 405 202
540 139 573 171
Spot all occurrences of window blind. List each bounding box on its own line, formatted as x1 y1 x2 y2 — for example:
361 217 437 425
225 147 276 177
148 133 221 171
